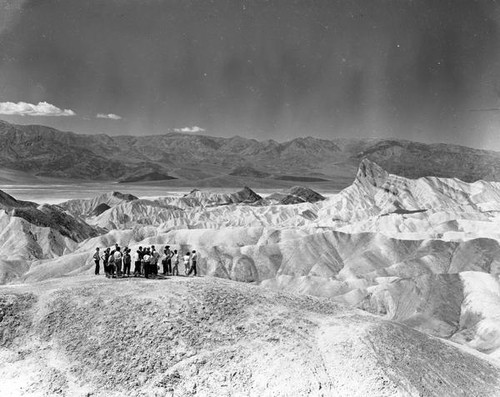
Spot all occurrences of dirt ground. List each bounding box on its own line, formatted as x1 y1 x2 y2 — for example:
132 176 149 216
1 275 500 396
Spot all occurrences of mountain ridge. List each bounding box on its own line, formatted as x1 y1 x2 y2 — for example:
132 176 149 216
2 120 500 186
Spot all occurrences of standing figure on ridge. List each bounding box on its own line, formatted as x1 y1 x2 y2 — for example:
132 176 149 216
151 246 160 278
114 247 123 277
93 247 101 275
123 248 131 277
187 250 197 277
163 245 173 275
172 249 179 276
108 251 116 278
143 248 151 279
134 246 143 277
183 251 191 276
102 248 110 277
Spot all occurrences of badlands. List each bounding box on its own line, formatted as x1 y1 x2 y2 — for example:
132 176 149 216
2 159 500 396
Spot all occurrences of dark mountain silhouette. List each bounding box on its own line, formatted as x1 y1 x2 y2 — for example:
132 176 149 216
0 189 36 209
119 172 177 183
91 203 111 217
267 186 326 205
2 120 500 186
0 188 99 242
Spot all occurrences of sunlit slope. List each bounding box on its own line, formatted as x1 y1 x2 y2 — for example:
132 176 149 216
1 276 499 397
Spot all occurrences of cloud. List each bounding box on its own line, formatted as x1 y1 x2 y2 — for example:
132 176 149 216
174 126 205 133
96 113 122 120
0 101 75 116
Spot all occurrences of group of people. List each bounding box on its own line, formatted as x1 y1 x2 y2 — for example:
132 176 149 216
92 243 198 279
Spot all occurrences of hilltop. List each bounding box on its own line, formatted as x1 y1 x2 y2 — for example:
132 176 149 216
2 276 500 397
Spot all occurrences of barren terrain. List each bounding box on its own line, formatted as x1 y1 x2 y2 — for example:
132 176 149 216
2 276 500 397
2 159 500 395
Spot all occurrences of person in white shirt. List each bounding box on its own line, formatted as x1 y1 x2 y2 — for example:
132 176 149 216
171 250 179 276
150 246 160 277
114 248 123 277
183 252 191 276
143 249 151 279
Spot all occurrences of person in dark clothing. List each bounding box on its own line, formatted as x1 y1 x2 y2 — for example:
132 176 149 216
114 247 123 277
93 247 101 275
187 250 197 276
151 246 159 277
134 246 143 277
102 248 110 277
108 253 116 278
163 246 172 275
123 248 132 277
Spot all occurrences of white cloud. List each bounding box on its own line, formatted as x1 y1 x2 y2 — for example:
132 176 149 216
0 101 76 117
174 126 205 133
96 113 122 120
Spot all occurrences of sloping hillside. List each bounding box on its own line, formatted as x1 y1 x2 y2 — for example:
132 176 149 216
1 276 499 397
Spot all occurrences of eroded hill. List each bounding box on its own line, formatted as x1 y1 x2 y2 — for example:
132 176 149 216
1 276 500 397
2 160 500 370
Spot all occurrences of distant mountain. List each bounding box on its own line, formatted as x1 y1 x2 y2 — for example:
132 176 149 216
267 186 326 205
2 120 500 186
59 191 139 218
119 171 177 183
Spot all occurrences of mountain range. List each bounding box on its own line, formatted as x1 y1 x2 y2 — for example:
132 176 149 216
2 120 500 187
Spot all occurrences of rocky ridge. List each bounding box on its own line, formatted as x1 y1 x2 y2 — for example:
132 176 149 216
3 120 500 186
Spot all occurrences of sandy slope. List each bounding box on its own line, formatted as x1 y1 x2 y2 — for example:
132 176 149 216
1 276 500 397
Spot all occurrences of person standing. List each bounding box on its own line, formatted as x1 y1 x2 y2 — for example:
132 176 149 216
187 250 197 277
134 247 143 277
143 249 151 279
151 246 160 277
114 247 123 277
93 247 101 275
108 252 116 278
163 246 173 275
172 250 179 276
183 252 191 276
102 248 110 277
123 248 132 277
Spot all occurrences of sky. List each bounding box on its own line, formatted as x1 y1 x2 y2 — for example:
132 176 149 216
1 0 500 149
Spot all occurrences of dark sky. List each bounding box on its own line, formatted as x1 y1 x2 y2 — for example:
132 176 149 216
1 0 500 149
